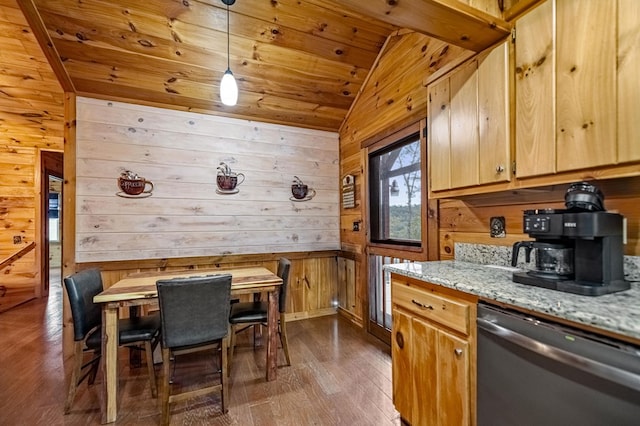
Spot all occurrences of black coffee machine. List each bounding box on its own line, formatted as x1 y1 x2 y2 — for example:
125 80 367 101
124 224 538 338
511 182 630 296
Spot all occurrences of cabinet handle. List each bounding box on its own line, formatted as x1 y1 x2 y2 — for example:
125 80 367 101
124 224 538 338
454 348 463 357
411 299 434 310
396 331 405 349
495 165 505 173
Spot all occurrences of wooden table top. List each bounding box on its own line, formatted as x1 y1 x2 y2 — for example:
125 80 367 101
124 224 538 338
94 266 282 304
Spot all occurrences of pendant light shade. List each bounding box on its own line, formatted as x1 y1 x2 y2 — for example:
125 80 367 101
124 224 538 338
220 68 238 106
220 0 237 106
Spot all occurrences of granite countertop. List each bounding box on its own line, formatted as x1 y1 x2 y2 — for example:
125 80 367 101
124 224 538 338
385 260 640 343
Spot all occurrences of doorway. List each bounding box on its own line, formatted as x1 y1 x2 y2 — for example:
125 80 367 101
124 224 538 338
41 152 63 298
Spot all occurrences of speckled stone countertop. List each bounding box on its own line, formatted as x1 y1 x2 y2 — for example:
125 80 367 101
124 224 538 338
385 260 640 343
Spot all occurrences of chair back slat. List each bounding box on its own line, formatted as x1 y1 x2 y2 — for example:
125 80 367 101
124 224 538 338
156 274 232 349
277 258 291 313
63 268 103 341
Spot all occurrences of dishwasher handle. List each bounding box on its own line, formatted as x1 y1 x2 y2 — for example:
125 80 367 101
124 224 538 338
478 317 640 392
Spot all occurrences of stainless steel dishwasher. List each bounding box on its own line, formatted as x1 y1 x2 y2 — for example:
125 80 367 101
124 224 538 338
477 303 640 426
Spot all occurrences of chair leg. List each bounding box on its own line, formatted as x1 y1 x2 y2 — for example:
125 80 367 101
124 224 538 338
252 324 258 348
87 353 100 385
145 340 158 398
279 314 291 366
64 342 84 414
228 324 236 377
221 336 229 413
160 347 171 426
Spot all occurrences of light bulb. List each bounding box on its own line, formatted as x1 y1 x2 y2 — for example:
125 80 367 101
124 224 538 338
220 69 238 106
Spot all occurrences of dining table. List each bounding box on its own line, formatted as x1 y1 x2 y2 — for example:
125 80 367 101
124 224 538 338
93 266 282 424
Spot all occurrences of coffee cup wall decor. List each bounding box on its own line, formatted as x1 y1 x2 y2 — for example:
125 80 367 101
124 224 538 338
216 162 244 194
117 170 154 198
290 176 316 201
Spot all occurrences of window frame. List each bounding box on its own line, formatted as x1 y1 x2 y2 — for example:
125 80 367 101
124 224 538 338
365 121 429 255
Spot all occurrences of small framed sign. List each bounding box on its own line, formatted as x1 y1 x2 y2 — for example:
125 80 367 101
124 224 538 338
342 174 355 209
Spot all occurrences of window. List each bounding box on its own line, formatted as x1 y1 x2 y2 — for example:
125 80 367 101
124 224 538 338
48 192 61 242
369 133 422 246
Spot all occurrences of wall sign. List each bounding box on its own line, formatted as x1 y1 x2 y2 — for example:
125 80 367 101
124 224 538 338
117 170 154 198
342 174 355 209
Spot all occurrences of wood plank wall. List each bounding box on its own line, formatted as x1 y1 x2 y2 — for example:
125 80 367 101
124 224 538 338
337 22 640 329
75 97 340 263
0 0 65 310
439 178 640 259
338 31 471 324
0 147 37 304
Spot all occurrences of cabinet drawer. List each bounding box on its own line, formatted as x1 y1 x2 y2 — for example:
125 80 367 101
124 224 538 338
392 281 471 335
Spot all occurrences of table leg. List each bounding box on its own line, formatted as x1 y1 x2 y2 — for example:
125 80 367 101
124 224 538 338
101 306 119 423
254 292 263 344
266 287 279 381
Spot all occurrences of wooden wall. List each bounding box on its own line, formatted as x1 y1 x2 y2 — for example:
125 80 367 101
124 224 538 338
0 0 64 311
439 178 640 259
0 147 37 308
74 97 340 263
337 19 640 329
338 31 472 324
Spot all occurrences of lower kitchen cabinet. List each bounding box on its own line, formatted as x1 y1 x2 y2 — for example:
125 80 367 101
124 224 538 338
391 275 477 426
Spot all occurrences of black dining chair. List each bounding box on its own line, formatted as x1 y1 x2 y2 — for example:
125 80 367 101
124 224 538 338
155 274 232 426
63 268 161 414
228 257 291 372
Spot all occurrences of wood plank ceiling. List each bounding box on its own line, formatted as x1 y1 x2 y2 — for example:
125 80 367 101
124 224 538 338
2 0 512 136
0 0 64 151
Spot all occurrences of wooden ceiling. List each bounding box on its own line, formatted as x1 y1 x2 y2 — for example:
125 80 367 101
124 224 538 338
0 0 64 151
1 0 514 141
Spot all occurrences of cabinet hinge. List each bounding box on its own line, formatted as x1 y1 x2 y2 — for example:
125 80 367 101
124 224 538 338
512 161 517 174
511 27 516 43
423 126 428 138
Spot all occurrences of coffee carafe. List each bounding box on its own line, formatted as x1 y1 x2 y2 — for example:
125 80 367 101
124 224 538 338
511 241 574 279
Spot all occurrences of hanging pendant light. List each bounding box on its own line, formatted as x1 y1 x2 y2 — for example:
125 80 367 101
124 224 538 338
220 0 238 106
390 179 400 196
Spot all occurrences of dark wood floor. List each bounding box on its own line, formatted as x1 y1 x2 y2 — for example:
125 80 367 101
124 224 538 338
0 270 400 425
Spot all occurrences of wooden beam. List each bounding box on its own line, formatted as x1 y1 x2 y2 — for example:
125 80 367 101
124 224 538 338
503 0 547 22
338 0 511 52
16 0 75 92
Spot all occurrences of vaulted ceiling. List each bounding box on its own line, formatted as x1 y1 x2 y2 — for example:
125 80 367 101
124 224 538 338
1 0 514 150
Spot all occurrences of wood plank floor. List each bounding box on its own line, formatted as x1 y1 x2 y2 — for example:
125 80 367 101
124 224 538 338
0 270 400 425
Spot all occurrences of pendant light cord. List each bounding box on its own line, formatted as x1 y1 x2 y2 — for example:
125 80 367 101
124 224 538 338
226 2 230 71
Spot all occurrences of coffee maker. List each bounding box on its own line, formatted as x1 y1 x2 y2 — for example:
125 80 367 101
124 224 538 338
511 182 630 296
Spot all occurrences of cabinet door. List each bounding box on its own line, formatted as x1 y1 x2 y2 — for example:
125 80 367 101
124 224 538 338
392 308 413 420
437 328 471 426
618 0 640 162
514 0 555 178
556 0 616 171
411 317 438 426
450 60 479 189
478 41 511 184
429 78 451 191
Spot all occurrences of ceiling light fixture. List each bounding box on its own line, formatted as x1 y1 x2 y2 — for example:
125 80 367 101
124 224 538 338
220 0 238 106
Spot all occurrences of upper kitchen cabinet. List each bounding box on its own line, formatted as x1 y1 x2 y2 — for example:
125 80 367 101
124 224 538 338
515 0 639 178
429 41 511 195
513 0 555 178
618 0 640 162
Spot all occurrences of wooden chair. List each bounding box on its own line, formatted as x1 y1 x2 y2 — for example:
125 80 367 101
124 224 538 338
228 257 291 372
63 268 160 414
155 274 232 426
